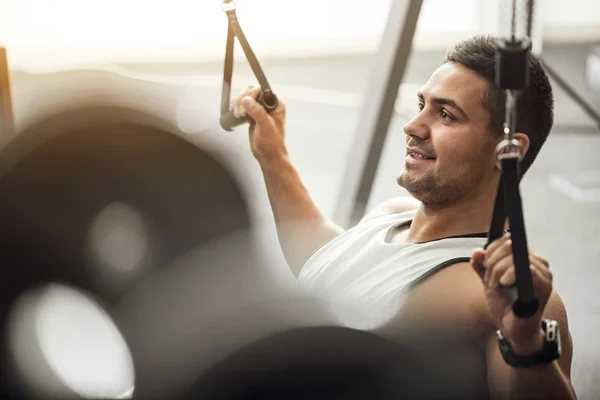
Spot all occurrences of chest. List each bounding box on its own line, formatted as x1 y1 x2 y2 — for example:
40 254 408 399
301 216 491 397
386 224 411 244
300 214 489 335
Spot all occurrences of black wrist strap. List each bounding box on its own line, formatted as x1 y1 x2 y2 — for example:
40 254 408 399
497 319 561 368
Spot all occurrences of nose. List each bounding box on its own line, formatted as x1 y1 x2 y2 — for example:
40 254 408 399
403 113 430 140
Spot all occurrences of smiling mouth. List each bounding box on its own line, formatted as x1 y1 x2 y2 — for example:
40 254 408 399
407 152 435 160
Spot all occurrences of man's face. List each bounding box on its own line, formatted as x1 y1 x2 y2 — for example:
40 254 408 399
397 62 499 208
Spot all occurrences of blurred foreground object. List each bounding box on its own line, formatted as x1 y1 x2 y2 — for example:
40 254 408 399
0 67 452 400
0 68 255 399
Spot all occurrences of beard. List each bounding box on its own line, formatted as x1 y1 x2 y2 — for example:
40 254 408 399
397 159 487 210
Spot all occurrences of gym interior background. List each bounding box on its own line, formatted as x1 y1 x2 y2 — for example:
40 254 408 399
0 0 599 399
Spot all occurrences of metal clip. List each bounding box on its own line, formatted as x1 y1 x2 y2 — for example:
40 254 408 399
496 138 523 161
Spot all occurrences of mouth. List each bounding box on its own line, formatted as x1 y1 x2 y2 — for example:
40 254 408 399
407 152 435 161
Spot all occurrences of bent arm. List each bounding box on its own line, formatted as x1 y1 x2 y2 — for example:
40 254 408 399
486 292 576 400
238 92 418 276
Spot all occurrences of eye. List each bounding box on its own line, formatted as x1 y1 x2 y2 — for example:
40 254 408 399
439 110 454 120
417 102 424 112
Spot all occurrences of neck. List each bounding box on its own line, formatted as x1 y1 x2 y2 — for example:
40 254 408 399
407 180 499 243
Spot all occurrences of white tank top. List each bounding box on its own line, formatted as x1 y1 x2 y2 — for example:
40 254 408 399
297 209 489 330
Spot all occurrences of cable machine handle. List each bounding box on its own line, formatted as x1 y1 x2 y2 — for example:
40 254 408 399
489 33 539 319
220 1 279 131
220 91 278 131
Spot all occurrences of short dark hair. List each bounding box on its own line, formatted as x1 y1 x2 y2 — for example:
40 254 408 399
444 35 554 178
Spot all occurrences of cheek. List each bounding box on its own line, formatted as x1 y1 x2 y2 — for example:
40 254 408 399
432 135 469 165
434 130 495 168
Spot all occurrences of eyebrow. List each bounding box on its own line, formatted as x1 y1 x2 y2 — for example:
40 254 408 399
418 91 469 120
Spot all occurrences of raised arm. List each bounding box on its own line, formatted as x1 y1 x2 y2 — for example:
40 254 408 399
235 88 344 275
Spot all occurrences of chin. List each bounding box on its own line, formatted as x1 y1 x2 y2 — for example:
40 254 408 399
396 169 416 187
396 173 403 186
396 173 415 193
396 171 408 188
397 172 434 199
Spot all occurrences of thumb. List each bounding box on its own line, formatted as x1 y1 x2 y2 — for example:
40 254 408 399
471 248 486 274
243 96 270 126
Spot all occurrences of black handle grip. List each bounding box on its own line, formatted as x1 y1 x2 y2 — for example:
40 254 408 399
503 285 539 318
220 92 279 131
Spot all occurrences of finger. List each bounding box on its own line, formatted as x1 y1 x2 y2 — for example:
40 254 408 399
471 248 486 278
497 264 535 288
238 85 261 101
484 238 513 269
239 87 263 117
243 96 271 126
232 93 244 118
488 253 514 288
484 234 511 265
498 265 515 287
531 257 553 282
485 232 511 255
530 263 553 299
529 250 550 269
497 261 552 292
231 85 258 117
471 248 486 268
248 86 262 97
240 84 258 98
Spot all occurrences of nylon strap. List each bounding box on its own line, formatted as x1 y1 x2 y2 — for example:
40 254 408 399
221 6 274 108
221 23 236 118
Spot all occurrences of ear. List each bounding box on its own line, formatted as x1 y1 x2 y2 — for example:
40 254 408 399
494 132 530 170
514 132 531 158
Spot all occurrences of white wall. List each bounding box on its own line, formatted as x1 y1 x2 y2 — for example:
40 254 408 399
542 0 600 27
540 0 600 43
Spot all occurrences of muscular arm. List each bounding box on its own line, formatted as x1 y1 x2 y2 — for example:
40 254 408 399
412 261 576 400
259 152 344 276
238 92 418 276
486 291 576 400
261 146 420 275
260 150 420 275
239 93 344 276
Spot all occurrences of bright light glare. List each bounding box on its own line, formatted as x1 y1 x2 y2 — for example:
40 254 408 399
36 284 135 399
1 0 487 68
7 284 135 399
1 0 395 68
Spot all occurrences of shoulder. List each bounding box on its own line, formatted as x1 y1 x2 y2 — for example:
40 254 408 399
431 262 573 339
401 261 492 339
402 258 574 374
431 262 574 377
407 260 575 396
359 196 420 223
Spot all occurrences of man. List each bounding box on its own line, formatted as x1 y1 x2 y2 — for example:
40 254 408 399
231 35 576 399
